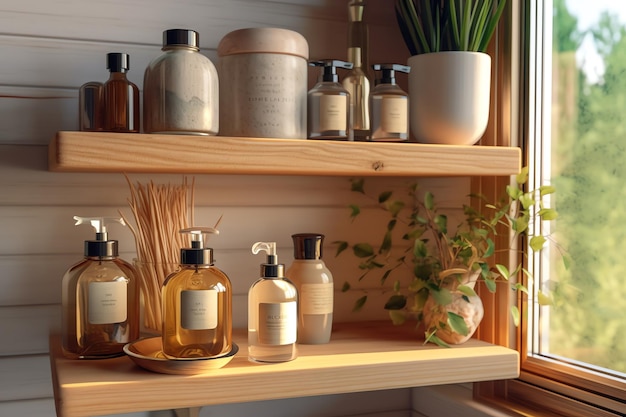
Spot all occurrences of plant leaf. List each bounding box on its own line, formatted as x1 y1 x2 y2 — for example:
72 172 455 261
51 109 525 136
389 310 406 325
384 294 407 310
353 243 374 258
349 204 361 220
538 208 558 220
448 312 469 336
516 166 529 185
334 240 348 257
386 200 405 217
457 284 478 298
413 239 428 258
510 305 521 327
351 178 365 193
424 191 435 210
539 185 556 196
434 214 448 234
431 288 453 305
353 295 367 312
496 263 510 280
380 231 392 254
538 291 553 306
341 281 351 292
529 235 547 252
484 277 497 292
379 191 393 203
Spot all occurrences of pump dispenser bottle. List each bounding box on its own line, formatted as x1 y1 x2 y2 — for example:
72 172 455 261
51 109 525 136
161 227 232 359
248 242 298 363
308 60 353 140
287 233 334 344
61 216 139 359
370 64 411 142
103 53 140 133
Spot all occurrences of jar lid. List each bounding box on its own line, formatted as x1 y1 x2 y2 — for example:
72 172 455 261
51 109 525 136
163 29 199 48
218 27 309 59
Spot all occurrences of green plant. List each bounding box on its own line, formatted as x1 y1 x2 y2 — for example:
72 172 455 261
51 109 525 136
335 168 561 347
395 0 507 55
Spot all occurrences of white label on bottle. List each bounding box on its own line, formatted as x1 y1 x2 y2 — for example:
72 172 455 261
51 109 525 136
381 97 408 133
88 281 127 325
301 283 334 314
319 95 347 131
258 302 297 345
181 290 218 330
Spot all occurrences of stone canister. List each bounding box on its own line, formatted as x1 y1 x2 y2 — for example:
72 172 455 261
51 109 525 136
217 28 309 139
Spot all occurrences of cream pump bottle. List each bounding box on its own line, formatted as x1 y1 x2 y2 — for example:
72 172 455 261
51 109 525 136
248 241 298 363
307 60 353 140
287 233 334 344
161 227 232 359
370 64 411 142
61 216 139 359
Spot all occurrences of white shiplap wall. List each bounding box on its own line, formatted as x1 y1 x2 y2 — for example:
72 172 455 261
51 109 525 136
0 1 470 416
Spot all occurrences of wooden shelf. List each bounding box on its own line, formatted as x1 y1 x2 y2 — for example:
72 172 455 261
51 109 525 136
49 321 519 417
48 131 521 176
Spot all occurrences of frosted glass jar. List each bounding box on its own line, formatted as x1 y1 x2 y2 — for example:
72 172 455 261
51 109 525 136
217 28 309 139
143 29 218 135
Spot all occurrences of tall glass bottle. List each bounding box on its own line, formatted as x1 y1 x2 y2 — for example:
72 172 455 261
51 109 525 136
161 228 232 358
342 47 370 141
287 233 334 344
61 216 139 359
103 53 139 133
248 241 298 363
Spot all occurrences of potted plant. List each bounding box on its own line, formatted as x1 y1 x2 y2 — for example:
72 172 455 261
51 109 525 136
335 167 560 347
394 0 507 145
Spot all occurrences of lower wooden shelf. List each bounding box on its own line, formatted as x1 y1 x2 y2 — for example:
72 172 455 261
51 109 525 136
49 321 520 417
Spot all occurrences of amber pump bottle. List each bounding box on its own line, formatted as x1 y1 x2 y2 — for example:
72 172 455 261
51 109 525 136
61 216 139 359
161 227 232 359
104 52 139 133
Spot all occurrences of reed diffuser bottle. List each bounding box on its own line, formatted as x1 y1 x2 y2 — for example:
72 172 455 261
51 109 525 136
103 53 139 133
61 216 139 359
161 227 232 358
248 241 298 363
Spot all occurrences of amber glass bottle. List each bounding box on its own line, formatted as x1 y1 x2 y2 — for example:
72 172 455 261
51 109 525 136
103 53 139 133
161 228 232 358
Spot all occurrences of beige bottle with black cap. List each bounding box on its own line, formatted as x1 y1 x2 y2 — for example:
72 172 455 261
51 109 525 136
287 233 334 344
161 227 232 359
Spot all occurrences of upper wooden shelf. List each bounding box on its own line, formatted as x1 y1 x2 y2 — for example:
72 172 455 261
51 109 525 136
50 321 520 417
48 131 521 176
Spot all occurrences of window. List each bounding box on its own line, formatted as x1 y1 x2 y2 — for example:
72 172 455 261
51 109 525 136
476 1 625 415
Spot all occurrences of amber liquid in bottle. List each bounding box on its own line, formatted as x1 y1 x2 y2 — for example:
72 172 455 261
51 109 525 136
104 53 139 133
162 265 232 358
61 256 139 359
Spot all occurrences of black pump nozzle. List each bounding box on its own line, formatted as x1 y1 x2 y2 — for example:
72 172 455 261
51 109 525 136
310 59 353 82
372 63 410 86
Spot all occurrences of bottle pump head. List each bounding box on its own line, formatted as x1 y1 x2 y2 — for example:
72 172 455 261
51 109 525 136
252 241 285 278
310 59 353 82
179 227 219 266
372 63 410 85
73 216 125 258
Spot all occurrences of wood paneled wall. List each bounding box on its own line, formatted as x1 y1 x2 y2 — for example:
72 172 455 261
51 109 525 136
0 1 468 415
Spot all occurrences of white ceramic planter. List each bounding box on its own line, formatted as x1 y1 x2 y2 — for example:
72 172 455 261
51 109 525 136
408 51 491 145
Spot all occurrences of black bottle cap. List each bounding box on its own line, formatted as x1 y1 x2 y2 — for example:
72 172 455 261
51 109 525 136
163 29 199 48
292 233 325 260
372 63 410 86
106 53 130 73
310 60 353 82
85 240 118 257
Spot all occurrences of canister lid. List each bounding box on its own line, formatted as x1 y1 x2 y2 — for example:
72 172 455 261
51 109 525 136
163 29 199 48
218 27 309 59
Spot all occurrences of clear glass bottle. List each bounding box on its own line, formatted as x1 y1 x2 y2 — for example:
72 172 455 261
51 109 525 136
343 47 370 141
161 227 232 358
79 81 104 131
103 53 139 133
308 60 353 140
143 29 219 135
248 241 298 363
287 233 334 344
61 216 139 359
370 64 411 142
